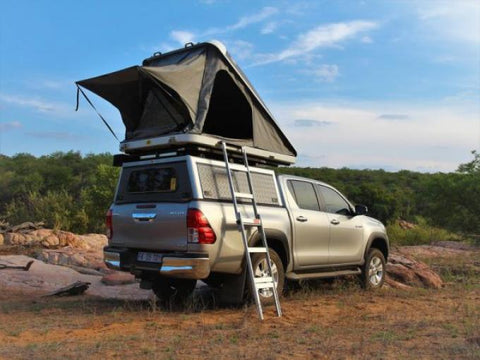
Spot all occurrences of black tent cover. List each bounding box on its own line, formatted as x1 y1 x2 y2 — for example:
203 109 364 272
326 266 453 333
76 41 297 158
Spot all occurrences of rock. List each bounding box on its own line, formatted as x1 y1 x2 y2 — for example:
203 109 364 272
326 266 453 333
29 229 54 239
38 247 108 274
386 252 443 289
385 277 412 290
77 234 108 251
41 234 60 248
432 241 475 251
101 272 136 286
4 232 27 245
398 219 416 230
0 233 4 246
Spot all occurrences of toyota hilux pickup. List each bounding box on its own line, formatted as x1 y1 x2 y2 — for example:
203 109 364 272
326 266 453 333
104 152 389 303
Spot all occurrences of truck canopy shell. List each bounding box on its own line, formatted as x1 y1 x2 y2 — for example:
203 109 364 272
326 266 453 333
76 41 297 158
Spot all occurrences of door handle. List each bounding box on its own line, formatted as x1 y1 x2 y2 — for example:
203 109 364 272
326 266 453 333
296 216 308 222
132 213 157 222
330 219 340 225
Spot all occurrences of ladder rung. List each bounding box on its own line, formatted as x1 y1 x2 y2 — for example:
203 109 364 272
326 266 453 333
256 283 274 290
254 276 274 284
247 247 268 253
234 192 254 199
240 218 261 226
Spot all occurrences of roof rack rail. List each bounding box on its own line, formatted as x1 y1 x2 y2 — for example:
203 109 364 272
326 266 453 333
112 144 279 168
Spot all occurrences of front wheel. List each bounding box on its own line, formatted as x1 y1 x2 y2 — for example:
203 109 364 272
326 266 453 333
361 248 386 289
250 248 285 304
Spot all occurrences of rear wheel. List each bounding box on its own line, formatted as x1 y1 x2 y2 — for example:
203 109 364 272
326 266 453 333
361 248 386 289
152 277 196 301
250 248 285 303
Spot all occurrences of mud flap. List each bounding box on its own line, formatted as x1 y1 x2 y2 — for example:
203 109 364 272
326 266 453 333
217 267 247 305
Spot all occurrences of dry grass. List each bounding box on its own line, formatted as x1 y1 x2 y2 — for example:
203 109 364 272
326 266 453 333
0 250 479 360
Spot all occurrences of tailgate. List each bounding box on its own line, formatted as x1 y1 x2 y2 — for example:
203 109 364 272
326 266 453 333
112 203 188 251
110 160 192 251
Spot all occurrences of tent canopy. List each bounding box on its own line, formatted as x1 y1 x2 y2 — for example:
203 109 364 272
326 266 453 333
76 41 297 157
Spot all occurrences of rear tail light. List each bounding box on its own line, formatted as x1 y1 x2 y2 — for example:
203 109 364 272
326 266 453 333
106 209 113 239
187 208 216 244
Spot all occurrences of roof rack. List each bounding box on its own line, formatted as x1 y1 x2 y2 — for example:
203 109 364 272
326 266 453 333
112 143 283 168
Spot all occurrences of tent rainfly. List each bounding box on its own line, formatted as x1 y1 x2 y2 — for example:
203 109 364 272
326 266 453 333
76 41 297 160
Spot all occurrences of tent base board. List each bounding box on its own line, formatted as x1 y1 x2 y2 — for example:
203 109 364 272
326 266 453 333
119 133 296 166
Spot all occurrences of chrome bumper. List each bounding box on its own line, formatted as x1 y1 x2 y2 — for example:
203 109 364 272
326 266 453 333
160 257 210 279
103 251 210 279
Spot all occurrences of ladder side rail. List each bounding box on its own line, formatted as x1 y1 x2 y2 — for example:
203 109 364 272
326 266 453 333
241 148 282 317
221 142 265 320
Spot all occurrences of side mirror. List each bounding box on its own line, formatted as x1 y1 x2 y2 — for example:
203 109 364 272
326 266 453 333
355 204 368 216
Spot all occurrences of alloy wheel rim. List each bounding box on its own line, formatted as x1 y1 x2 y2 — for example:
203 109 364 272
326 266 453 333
254 257 278 298
368 256 384 286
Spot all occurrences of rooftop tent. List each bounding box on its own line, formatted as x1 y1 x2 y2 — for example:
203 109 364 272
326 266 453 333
76 41 297 158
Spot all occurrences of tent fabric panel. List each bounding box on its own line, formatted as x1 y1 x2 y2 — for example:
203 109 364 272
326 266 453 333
77 66 143 132
141 49 206 126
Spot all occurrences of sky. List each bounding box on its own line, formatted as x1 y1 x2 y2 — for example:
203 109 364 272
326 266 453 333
0 0 479 173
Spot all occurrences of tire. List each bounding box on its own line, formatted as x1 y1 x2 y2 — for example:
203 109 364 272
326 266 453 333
361 248 386 290
152 277 196 302
249 248 285 304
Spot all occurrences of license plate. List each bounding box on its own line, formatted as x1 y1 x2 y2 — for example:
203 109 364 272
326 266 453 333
137 252 163 263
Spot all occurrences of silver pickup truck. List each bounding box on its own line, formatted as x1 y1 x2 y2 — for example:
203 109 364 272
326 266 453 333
104 153 389 302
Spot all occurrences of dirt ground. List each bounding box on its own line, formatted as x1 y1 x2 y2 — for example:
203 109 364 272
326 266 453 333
0 249 479 360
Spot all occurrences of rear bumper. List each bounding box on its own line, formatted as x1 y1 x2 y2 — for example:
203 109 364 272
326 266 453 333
104 247 210 279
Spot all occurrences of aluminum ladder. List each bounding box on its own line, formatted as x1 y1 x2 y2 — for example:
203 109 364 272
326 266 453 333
220 141 282 320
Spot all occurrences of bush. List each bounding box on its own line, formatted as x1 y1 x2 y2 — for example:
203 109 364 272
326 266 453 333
387 217 463 246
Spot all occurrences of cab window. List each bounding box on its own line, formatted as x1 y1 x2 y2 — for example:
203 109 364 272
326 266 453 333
288 180 320 211
316 185 351 215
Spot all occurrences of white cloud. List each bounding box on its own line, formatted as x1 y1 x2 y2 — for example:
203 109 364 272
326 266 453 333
25 131 79 140
360 36 373 44
0 121 22 132
253 20 378 65
0 93 76 118
1 93 58 113
170 6 279 44
271 100 479 172
228 40 254 60
261 22 278 35
170 30 196 45
417 2 480 45
229 7 278 31
313 64 339 82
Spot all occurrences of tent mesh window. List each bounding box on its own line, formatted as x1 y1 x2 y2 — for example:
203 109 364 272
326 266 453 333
133 80 191 138
203 70 252 139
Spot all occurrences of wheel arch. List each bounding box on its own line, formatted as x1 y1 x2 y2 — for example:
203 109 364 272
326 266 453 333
248 229 290 270
364 232 389 261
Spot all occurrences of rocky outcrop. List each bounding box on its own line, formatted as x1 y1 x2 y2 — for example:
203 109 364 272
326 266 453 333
101 272 136 286
0 221 45 234
2 227 107 250
386 251 443 289
0 255 150 300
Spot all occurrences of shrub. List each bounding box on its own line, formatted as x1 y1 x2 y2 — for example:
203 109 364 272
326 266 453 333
387 217 463 246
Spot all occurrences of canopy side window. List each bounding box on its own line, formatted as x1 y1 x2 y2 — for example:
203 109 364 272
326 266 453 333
203 70 252 139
